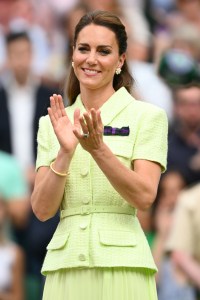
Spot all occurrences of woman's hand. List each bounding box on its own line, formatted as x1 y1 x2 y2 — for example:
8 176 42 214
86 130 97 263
48 94 80 155
73 108 104 153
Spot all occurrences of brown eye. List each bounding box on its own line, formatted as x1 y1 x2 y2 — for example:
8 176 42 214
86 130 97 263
78 47 88 53
99 49 111 55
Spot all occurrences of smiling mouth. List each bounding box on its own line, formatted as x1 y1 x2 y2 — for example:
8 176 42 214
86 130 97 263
82 68 100 75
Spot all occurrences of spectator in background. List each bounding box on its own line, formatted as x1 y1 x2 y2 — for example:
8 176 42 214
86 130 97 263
0 30 59 300
130 21 200 126
27 0 68 87
174 0 200 31
32 0 79 16
138 170 186 252
169 23 200 62
0 196 25 300
0 0 67 84
152 0 200 64
163 182 200 300
0 0 15 71
0 31 54 188
152 171 186 276
0 150 29 230
7 0 50 77
167 86 200 185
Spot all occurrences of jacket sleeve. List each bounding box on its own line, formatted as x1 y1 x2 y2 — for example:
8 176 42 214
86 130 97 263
35 116 51 171
132 106 168 172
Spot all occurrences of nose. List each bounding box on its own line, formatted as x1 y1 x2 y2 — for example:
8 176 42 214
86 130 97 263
86 51 97 65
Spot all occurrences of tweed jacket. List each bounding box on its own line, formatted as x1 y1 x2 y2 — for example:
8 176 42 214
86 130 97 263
36 87 168 275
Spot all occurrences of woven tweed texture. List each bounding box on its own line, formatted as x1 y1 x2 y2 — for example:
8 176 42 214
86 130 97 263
36 87 168 275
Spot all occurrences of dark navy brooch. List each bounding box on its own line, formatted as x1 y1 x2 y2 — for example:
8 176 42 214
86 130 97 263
103 126 130 136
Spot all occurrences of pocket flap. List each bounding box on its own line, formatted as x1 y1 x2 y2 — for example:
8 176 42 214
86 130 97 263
99 230 136 247
47 232 70 250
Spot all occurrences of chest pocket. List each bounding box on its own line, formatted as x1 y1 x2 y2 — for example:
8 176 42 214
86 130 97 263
99 230 136 247
104 139 133 165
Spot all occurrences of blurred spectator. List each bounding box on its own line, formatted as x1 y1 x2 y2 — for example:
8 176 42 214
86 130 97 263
137 207 156 249
155 22 200 68
143 0 176 34
32 0 79 16
0 30 54 188
167 86 200 185
0 30 59 299
0 0 50 76
0 1 15 29
152 171 186 274
163 183 200 299
130 21 200 124
0 0 15 71
119 0 145 10
175 0 200 31
151 171 194 300
0 150 29 230
27 1 67 85
0 0 67 80
170 24 200 62
0 196 25 300
129 60 174 122
152 0 200 64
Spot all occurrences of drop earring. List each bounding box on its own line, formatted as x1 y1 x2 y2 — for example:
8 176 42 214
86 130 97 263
115 67 121 75
72 61 74 68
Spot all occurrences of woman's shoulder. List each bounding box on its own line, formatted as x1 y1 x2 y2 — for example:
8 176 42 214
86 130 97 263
38 114 52 130
125 95 168 126
132 97 167 115
39 114 50 123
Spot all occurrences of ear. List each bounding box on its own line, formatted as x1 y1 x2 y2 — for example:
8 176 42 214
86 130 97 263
118 53 126 69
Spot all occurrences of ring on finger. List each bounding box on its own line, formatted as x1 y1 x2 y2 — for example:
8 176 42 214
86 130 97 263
83 133 89 138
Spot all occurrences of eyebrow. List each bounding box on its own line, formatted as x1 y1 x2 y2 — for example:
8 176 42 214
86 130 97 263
78 43 112 48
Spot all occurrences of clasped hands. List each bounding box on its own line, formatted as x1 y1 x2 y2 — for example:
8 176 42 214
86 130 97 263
48 94 104 154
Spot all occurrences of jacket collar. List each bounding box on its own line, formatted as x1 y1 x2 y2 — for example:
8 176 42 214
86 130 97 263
71 87 134 125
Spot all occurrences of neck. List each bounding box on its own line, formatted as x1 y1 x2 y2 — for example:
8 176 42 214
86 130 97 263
80 85 115 111
14 72 30 86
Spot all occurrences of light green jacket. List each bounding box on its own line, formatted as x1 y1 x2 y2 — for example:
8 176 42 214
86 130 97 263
36 87 168 275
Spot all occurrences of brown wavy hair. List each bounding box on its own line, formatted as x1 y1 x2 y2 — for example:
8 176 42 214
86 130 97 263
66 10 134 105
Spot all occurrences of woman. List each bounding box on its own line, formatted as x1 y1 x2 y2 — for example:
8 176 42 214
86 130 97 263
31 10 168 300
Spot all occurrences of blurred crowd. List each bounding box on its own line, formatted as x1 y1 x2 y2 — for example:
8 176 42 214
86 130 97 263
0 0 200 299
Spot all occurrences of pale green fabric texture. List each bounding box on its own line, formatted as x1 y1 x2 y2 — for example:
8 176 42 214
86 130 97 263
43 268 158 300
36 87 168 275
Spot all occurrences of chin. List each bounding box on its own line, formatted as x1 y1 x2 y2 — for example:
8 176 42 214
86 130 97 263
80 80 102 90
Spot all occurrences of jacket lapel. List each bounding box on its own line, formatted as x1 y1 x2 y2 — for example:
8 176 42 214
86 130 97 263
99 88 134 125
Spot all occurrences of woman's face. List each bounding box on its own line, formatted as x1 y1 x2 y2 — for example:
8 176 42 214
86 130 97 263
72 24 125 92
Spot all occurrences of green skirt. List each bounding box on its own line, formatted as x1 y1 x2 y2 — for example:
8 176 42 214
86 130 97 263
42 267 158 300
